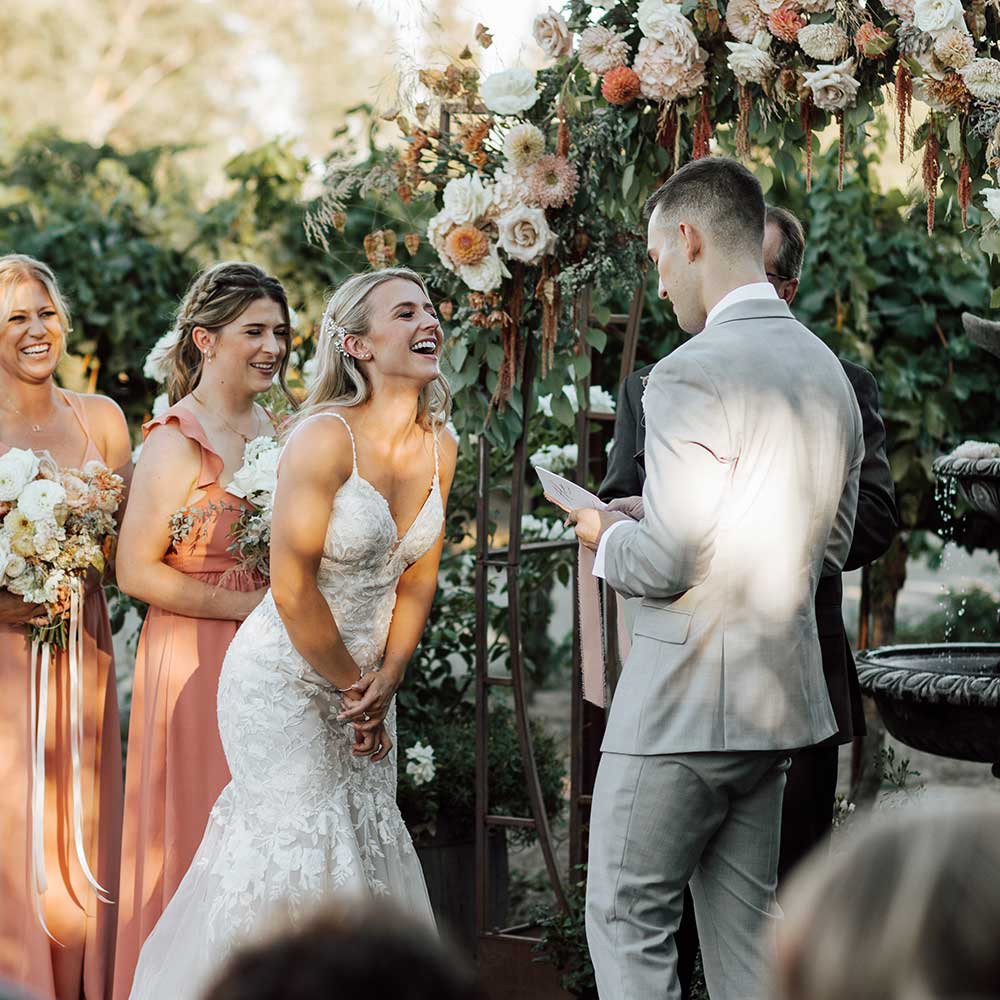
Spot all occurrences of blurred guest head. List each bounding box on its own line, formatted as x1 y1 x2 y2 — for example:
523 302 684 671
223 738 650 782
202 901 482 1000
644 157 766 334
0 254 72 384
775 799 1000 1000
764 205 805 306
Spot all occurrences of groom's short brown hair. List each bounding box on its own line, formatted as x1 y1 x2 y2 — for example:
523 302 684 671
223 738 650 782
644 157 765 259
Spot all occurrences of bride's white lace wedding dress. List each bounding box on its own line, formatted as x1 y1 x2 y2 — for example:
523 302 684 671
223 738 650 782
129 413 441 999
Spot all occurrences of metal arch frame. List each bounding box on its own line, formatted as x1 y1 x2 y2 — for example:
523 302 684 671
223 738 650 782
472 283 645 968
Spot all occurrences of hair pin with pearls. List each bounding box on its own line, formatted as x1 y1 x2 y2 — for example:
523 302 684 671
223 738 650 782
321 312 350 355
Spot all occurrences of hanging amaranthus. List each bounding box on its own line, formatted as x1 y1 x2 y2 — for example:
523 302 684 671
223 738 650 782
692 89 712 160
737 85 751 159
490 266 525 412
536 258 560 379
896 60 913 164
800 95 814 193
923 116 940 235
837 112 846 191
557 103 570 159
959 157 972 229
657 103 678 153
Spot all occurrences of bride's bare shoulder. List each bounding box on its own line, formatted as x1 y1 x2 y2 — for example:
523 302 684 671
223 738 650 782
279 408 356 481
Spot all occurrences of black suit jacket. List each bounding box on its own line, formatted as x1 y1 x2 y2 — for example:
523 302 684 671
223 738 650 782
598 358 898 744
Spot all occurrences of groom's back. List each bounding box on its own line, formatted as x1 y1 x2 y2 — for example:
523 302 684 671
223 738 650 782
604 298 864 754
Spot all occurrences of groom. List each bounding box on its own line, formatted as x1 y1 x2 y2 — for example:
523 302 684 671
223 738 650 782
571 157 865 1000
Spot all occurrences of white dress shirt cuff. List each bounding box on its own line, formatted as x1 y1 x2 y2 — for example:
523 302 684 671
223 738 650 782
592 519 631 579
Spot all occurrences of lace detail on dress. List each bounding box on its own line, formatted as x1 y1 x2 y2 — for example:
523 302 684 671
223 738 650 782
127 412 442 1000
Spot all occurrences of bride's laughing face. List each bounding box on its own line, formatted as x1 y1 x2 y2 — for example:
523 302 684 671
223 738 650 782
347 278 442 387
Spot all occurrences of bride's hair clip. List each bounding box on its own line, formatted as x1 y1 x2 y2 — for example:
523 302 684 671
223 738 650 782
321 311 350 356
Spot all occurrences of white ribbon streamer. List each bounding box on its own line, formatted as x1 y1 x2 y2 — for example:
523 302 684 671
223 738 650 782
29 578 109 942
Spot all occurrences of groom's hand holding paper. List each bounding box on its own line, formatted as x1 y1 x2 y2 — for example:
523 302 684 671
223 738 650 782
532 467 632 551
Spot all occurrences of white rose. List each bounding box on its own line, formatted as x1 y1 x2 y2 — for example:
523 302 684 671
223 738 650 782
497 205 556 265
983 189 1000 221
5 553 26 580
229 439 280 503
7 569 40 599
442 174 492 225
405 742 436 786
480 67 540 116
0 447 40 502
726 33 776 85
0 533 11 579
532 8 572 59
913 0 966 33
802 58 861 111
17 478 67 522
142 327 180 384
458 244 506 292
637 0 697 54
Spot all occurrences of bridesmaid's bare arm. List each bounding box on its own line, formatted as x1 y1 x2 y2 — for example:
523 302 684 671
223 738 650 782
339 429 458 734
269 418 365 690
116 423 264 621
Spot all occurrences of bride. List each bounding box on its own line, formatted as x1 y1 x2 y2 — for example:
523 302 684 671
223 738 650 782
128 268 457 999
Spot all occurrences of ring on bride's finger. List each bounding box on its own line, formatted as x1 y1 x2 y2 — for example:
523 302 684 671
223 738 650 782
362 713 371 722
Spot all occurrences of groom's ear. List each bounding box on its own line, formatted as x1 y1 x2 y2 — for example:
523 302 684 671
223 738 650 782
678 221 702 264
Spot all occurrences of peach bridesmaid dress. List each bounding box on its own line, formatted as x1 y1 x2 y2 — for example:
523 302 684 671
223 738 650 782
0 392 123 1000
112 404 265 1000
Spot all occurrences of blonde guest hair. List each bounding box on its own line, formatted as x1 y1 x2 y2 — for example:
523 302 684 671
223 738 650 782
164 261 295 406
776 800 1000 1000
289 268 451 435
0 254 72 353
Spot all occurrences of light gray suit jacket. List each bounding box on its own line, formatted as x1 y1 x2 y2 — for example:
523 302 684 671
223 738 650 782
601 297 865 754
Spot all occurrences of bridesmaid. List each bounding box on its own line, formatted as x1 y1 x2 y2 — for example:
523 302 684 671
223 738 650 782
113 262 292 1000
0 255 132 999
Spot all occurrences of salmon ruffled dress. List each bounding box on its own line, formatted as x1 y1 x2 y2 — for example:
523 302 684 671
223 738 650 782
0 391 123 999
112 405 264 1000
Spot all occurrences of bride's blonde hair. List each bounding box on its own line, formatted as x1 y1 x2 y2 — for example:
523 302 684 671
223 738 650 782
290 268 451 434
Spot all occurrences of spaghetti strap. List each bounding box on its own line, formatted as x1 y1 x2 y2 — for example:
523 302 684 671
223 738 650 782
431 424 441 482
306 411 358 471
59 390 104 465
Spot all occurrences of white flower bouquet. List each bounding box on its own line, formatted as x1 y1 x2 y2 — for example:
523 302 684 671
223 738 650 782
0 447 124 647
226 435 281 579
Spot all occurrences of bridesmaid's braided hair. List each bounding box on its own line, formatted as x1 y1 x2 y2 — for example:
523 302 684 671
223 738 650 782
164 262 295 407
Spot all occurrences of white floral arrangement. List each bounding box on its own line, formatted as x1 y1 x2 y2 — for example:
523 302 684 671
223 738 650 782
522 513 575 542
0 447 124 646
530 442 579 474
405 741 437 786
226 435 282 579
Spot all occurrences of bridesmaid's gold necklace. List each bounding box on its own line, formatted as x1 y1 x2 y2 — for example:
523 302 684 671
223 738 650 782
2 398 56 433
191 391 258 444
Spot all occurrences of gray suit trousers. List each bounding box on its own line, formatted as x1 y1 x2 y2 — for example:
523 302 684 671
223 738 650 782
585 751 790 1000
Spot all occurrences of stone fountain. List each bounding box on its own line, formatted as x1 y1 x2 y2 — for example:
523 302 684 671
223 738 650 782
857 312 1000 777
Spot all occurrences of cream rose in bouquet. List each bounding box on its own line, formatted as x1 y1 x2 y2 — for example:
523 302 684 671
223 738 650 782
0 448 124 646
226 435 281 578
